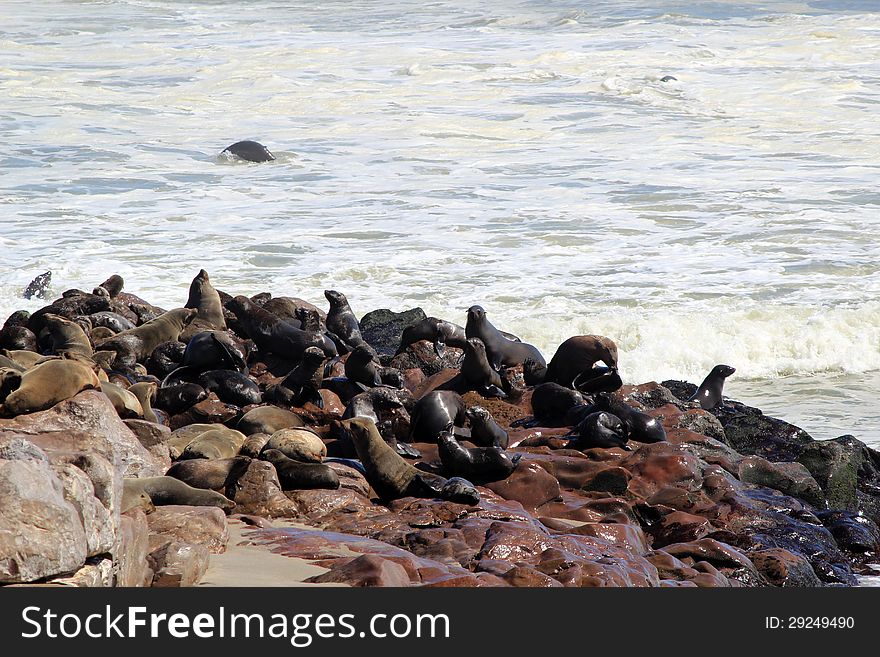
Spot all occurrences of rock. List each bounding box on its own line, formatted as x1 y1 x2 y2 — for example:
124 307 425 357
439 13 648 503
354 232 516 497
649 510 714 547
715 401 813 462
124 419 172 470
0 437 48 462
146 505 229 554
148 537 210 587
325 461 371 497
738 456 826 508
0 390 165 477
49 557 114 587
484 461 561 511
390 341 465 378
169 394 241 430
0 458 88 583
237 406 304 435
308 554 412 587
501 565 563 587
359 307 427 360
117 508 152 587
287 489 372 520
816 510 880 561
797 436 861 512
748 548 822 587
568 523 649 555
227 460 300 518
580 467 632 495
51 463 115 558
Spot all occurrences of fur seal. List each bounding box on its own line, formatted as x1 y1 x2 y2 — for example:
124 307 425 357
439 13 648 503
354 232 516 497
397 317 468 357
689 364 736 410
436 425 519 483
344 345 382 388
545 335 619 388
465 406 509 448
525 382 585 427
465 305 546 373
0 320 37 351
179 428 247 460
94 274 124 299
591 393 666 444
23 271 51 300
166 456 251 491
97 308 197 367
182 269 227 340
86 311 135 334
39 313 93 358
342 387 418 458
239 432 272 458
228 295 336 359
261 449 340 490
262 428 326 463
572 365 622 395
146 341 186 378
238 405 304 435
154 382 208 415
198 369 262 407
324 290 370 354
100 381 143 419
1 357 100 416
339 417 479 503
179 330 247 374
566 411 629 450
408 390 467 443
270 346 325 408
123 476 234 511
128 381 163 424
221 140 275 163
460 337 506 396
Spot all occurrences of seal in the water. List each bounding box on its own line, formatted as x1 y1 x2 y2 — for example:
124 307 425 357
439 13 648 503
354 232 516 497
689 364 736 410
97 308 197 367
324 290 371 354
228 295 337 360
436 424 519 483
338 417 479 504
465 305 546 372
591 393 666 443
221 140 275 163
545 335 619 388
270 346 325 408
1 357 101 416
566 411 630 450
23 271 51 300
198 369 262 407
408 390 467 443
123 476 234 511
261 449 340 490
465 406 509 448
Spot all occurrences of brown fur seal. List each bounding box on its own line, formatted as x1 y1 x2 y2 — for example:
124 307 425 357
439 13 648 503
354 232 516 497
38 313 93 358
198 369 261 407
465 406 509 448
338 417 480 504
181 269 227 340
238 405 304 435
100 381 143 419
97 308 197 367
465 305 546 373
179 428 247 460
436 425 519 483
344 345 382 388
261 449 339 490
269 346 325 408
262 428 326 463
545 335 619 388
397 317 468 357
689 364 736 410
324 290 370 354
128 381 163 424
228 295 337 359
123 476 234 511
460 337 506 396
166 456 251 491
1 357 100 416
590 393 666 443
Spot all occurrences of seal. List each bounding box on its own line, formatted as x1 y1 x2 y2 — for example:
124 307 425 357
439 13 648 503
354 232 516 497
85 311 135 334
572 365 622 395
269 346 325 408
262 427 326 463
146 340 186 379
689 364 736 410
591 393 666 444
100 381 143 419
436 424 519 483
123 476 234 511
198 369 262 407
261 449 340 490
524 382 585 427
182 269 227 340
221 140 275 163
97 308 197 367
23 270 51 300
128 381 164 424
342 387 418 458
1 357 101 416
545 335 619 388
179 427 247 460
166 456 251 491
465 305 546 372
408 390 467 443
181 330 247 373
344 345 382 389
94 274 125 298
324 290 371 354
38 313 94 358
566 411 629 450
238 405 304 435
0 311 37 351
338 417 480 504
397 317 469 357
154 382 207 416
228 295 337 360
460 337 506 396
465 406 509 448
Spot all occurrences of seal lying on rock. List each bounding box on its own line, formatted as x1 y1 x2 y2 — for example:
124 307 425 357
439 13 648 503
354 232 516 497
269 346 325 408
566 411 630 450
97 308 197 367
123 476 234 511
690 364 736 410
1 357 101 416
437 424 520 483
339 417 480 504
408 390 467 443
38 313 93 358
228 295 336 360
465 406 509 448
591 393 666 444
261 449 340 490
545 335 619 388
166 456 251 491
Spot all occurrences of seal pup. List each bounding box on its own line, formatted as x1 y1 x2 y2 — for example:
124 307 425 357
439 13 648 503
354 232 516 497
338 417 479 504
85 311 135 334
228 295 337 360
129 381 164 424
572 365 622 395
689 364 736 410
221 140 275 163
565 411 630 450
198 369 262 407
408 390 467 443
460 337 506 397
269 346 325 408
344 344 382 389
591 393 666 443
324 290 371 354
181 330 247 373
436 424 519 483
465 305 546 373
261 449 340 490
97 308 197 367
465 406 509 448
515 382 585 428
397 317 469 357
545 335 619 388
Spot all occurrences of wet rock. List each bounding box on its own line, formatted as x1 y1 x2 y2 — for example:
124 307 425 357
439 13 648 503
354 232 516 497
568 523 649 555
649 510 714 547
501 565 563 587
146 505 229 554
389 342 465 379
748 548 822 587
309 554 411 587
715 401 812 462
797 436 861 512
287 488 372 520
738 456 826 509
359 307 427 360
484 461 561 511
815 510 880 562
169 393 241 430
579 466 632 495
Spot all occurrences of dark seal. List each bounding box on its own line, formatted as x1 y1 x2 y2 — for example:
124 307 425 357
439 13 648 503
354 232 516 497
689 364 736 410
221 140 275 163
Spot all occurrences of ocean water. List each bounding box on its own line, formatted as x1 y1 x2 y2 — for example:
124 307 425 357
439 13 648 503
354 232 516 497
1 0 878 449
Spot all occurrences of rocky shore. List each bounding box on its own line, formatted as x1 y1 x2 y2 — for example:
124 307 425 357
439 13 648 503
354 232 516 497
1 271 878 588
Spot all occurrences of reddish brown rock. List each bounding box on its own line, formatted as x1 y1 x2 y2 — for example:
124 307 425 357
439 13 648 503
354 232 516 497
117 508 152 587
485 461 561 511
148 537 210 587
287 488 372 520
502 565 563 587
169 394 241 430
229 459 299 518
748 548 821 587
308 554 410 587
146 505 229 554
650 510 714 547
622 443 703 497
568 523 649 555
124 419 172 470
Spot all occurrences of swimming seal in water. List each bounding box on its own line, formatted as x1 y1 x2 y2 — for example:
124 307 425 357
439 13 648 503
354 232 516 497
689 364 736 410
465 406 509 448
565 411 630 450
545 335 619 388
228 295 337 360
261 449 340 490
338 417 479 504
436 424 519 483
465 305 546 373
221 140 275 163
